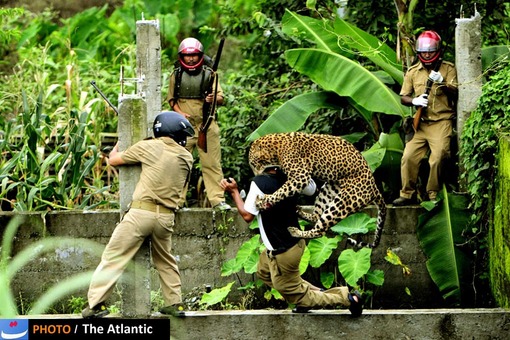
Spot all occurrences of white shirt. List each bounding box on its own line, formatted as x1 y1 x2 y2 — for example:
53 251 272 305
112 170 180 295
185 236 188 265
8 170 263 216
244 178 317 250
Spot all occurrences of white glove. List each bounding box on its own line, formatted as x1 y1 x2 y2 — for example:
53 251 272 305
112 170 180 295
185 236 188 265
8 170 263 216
412 94 428 107
428 70 444 83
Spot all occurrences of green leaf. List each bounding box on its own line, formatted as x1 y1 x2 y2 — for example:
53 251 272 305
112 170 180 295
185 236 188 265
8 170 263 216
361 142 386 172
416 186 472 304
299 245 311 275
200 281 235 306
320 271 335 289
332 18 403 84
248 91 345 141
331 212 377 235
365 269 384 286
285 48 407 117
282 10 351 56
221 258 240 276
243 250 260 274
308 235 341 268
221 235 260 275
338 247 372 287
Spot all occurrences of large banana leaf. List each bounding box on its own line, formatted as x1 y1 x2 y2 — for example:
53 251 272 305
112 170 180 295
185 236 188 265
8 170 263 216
285 48 407 117
282 9 403 84
248 91 345 141
416 185 472 305
281 9 353 57
332 16 403 84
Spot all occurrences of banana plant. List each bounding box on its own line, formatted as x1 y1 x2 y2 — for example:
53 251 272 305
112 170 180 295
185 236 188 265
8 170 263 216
249 9 410 141
416 185 472 306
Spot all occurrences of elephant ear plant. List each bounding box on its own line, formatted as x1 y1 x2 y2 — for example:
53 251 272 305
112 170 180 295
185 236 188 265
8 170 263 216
202 213 411 309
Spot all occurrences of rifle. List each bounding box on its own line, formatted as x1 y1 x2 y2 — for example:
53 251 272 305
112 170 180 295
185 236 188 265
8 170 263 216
198 38 225 152
90 81 119 115
412 51 444 131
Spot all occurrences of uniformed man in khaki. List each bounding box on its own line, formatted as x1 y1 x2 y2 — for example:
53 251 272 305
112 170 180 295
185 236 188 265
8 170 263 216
166 37 230 210
393 30 458 206
82 111 194 318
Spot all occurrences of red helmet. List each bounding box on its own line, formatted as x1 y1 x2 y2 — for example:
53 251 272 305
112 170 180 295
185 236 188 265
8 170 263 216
416 30 441 66
178 38 204 72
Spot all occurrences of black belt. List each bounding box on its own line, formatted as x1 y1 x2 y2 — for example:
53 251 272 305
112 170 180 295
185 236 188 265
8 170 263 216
267 248 288 256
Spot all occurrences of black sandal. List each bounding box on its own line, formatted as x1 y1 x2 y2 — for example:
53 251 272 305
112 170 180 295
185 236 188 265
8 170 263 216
348 291 363 317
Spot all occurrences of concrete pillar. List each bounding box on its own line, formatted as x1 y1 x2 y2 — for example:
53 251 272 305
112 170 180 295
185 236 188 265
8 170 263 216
136 19 162 124
116 19 162 317
117 97 151 318
455 11 482 191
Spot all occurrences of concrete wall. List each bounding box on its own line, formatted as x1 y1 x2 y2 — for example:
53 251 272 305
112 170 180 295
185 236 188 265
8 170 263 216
0 205 444 312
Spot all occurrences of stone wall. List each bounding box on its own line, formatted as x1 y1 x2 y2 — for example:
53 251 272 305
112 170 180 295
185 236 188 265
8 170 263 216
0 205 444 312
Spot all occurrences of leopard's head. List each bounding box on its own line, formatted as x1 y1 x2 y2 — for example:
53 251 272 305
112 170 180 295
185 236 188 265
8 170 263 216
248 135 281 175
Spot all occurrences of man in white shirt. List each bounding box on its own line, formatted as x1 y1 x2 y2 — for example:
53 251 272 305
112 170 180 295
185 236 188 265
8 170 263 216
220 166 362 316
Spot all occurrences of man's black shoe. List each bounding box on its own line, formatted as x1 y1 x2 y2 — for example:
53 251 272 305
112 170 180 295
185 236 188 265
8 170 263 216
160 303 186 317
292 306 311 313
348 291 363 317
82 303 109 318
392 197 416 206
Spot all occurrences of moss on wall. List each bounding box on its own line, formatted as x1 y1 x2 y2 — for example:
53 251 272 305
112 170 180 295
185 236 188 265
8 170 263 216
491 136 510 308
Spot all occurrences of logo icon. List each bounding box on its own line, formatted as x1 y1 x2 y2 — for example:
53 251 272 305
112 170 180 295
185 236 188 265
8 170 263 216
0 320 29 340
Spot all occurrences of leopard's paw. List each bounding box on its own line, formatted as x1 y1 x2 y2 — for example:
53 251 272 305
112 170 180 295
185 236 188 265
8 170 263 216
256 196 272 210
287 226 303 238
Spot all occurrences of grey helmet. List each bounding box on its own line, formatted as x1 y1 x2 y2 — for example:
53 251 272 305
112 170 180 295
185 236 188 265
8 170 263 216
153 111 194 146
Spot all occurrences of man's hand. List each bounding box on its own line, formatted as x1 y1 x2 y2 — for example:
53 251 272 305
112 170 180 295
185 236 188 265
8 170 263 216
412 94 429 107
220 178 238 193
428 70 443 83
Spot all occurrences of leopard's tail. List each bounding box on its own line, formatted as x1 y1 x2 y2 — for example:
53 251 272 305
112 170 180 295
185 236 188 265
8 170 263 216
347 193 387 248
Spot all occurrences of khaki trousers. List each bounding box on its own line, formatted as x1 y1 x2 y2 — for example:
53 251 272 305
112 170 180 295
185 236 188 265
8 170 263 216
181 120 226 207
257 239 350 308
399 119 452 198
87 208 181 308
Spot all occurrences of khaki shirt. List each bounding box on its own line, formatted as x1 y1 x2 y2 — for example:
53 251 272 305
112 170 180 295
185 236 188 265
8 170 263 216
166 68 223 128
121 137 193 209
400 61 458 121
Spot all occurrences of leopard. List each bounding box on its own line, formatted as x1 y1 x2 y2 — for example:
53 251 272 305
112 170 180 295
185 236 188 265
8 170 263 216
249 132 386 248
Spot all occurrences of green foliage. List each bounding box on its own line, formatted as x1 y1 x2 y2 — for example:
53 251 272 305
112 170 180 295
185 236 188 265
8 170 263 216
338 247 372 287
460 59 510 228
459 58 510 306
67 296 87 314
331 212 376 236
221 235 261 276
249 10 408 146
0 8 24 45
307 236 341 268
416 186 472 306
0 91 113 211
217 211 384 307
200 281 235 307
